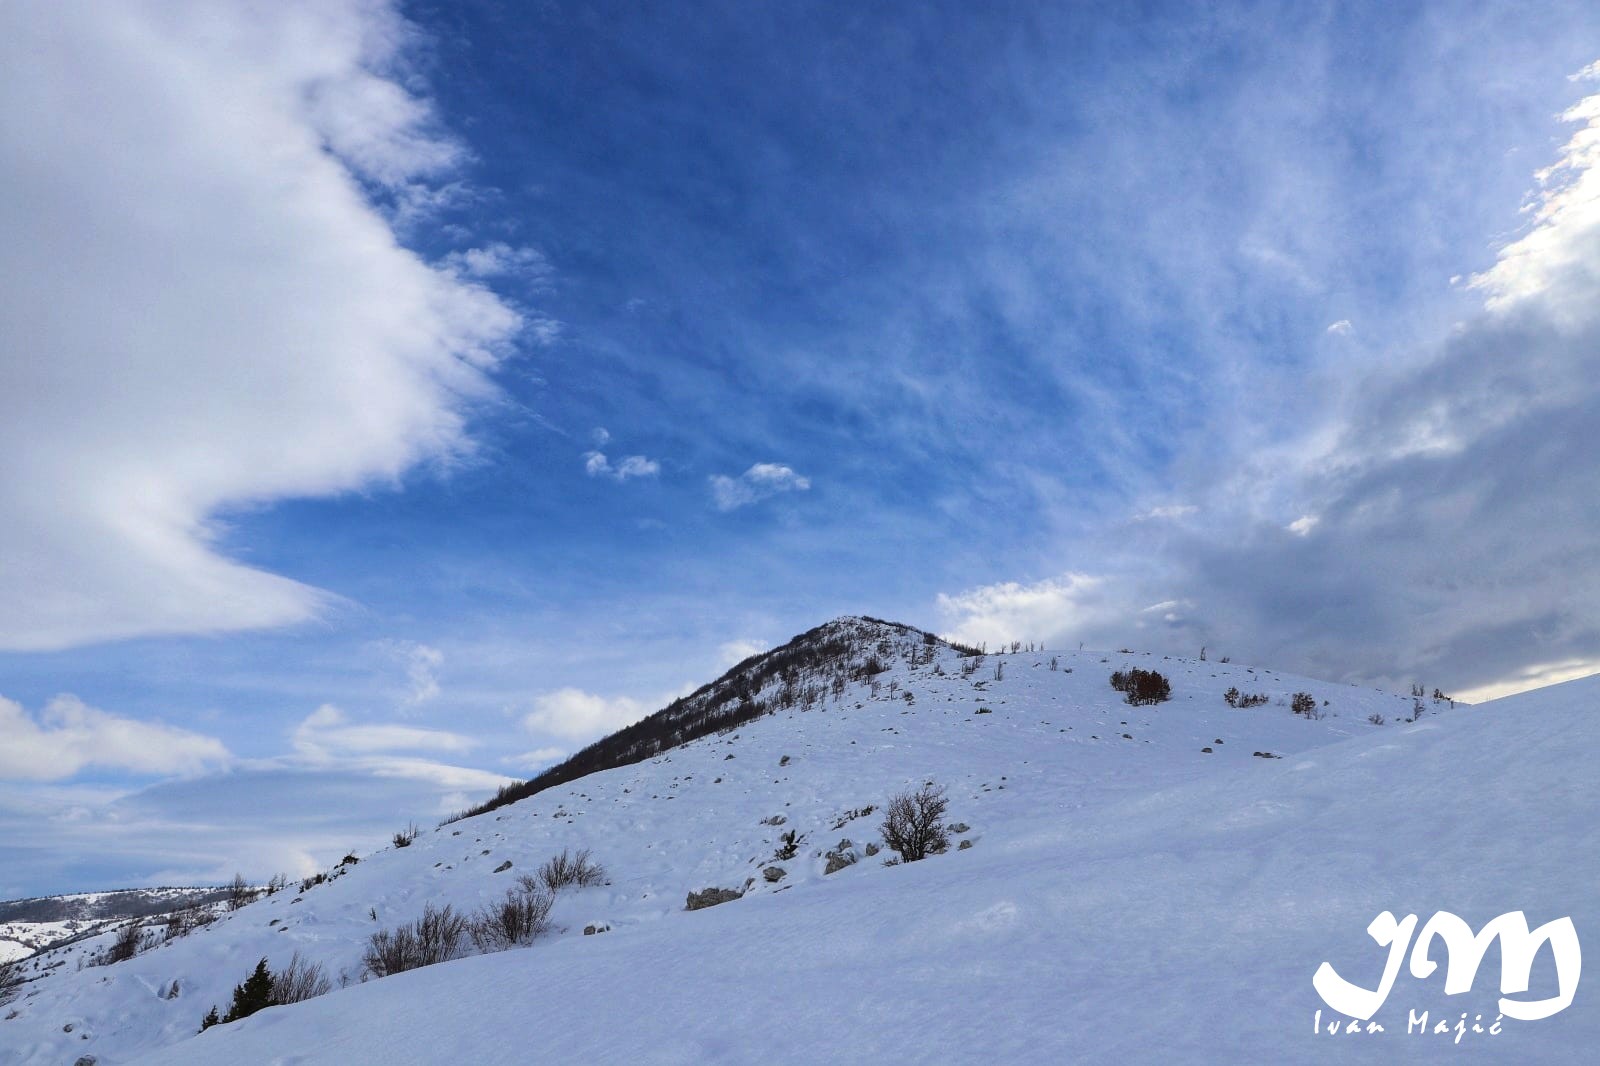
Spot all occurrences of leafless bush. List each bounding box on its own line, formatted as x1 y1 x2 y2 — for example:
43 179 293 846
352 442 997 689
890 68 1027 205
271 951 331 1005
361 903 468 978
103 921 143 964
470 878 554 951
164 899 217 940
880 782 950 862
393 823 419 849
1367 713 1385 726
0 958 22 1006
539 848 605 893
226 873 255 911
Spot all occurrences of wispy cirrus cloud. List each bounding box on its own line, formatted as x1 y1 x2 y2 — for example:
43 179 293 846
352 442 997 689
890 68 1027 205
939 65 1600 696
290 704 478 759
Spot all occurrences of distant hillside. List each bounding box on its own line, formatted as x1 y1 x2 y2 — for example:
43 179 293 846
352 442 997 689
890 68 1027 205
0 887 233 962
0 887 232 926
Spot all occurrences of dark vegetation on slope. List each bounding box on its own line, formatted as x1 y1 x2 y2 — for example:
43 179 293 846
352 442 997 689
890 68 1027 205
0 887 234 925
448 617 978 823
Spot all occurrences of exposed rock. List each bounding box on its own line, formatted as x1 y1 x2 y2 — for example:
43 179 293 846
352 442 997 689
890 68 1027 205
958 840 973 851
685 887 742 911
762 866 786 883
864 842 880 856
493 860 513 873
948 823 970 834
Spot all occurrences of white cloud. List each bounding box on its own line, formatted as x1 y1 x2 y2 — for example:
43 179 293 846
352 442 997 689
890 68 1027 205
584 451 660 481
403 643 445 706
718 639 767 667
0 693 229 782
591 427 612 446
523 688 651 743
504 747 567 771
0 0 525 651
938 573 1121 649
441 242 552 285
369 639 445 707
1286 515 1319 536
1470 80 1600 324
291 704 477 759
1133 504 1198 522
709 463 812 511
1325 319 1353 336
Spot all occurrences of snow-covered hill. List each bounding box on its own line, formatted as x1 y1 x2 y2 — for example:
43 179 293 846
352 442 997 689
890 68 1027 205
5 618 1589 1064
0 889 235 964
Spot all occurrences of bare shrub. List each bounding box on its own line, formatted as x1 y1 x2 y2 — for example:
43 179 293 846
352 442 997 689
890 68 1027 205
539 848 605 893
0 957 22 1006
470 879 554 952
1367 713 1385 726
271 951 331 1005
393 823 419 849
103 921 143 964
880 782 950 862
226 873 255 911
1291 692 1319 718
165 902 204 940
362 903 468 978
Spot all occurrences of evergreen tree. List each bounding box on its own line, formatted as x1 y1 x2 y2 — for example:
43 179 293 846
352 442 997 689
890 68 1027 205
222 958 274 1023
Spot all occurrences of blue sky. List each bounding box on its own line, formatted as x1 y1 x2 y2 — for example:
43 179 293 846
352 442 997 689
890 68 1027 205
3 0 1599 897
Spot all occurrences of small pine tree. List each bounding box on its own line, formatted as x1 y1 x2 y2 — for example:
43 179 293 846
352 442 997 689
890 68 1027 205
1112 668 1171 706
222 958 274 1023
200 1005 221 1032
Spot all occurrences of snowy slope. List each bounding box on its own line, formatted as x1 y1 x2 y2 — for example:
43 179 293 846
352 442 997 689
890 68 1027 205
7 618 1574 1065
